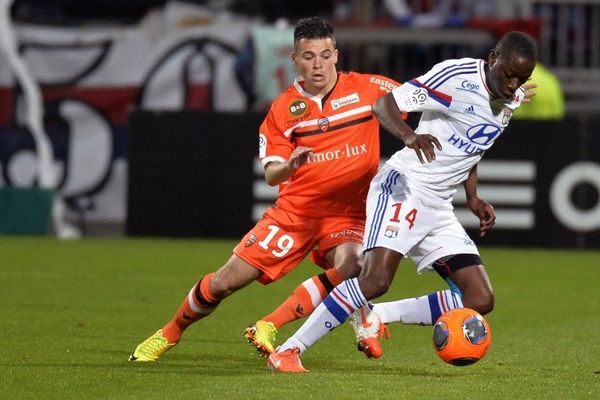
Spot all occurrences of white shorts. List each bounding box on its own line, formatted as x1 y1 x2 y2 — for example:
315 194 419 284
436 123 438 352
363 164 479 273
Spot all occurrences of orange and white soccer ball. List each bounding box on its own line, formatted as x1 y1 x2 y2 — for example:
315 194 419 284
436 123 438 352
432 308 492 366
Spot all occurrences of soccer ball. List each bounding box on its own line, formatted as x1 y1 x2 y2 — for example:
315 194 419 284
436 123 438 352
432 308 491 366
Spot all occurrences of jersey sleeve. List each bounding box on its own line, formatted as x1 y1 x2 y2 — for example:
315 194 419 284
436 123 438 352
391 60 459 113
258 103 294 168
363 73 401 96
362 73 408 120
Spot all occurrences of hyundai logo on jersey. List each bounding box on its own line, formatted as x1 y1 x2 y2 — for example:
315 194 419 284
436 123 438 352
466 124 501 146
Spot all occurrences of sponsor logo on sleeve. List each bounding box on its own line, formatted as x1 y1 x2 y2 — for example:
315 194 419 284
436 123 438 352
259 133 267 158
369 76 398 92
399 88 428 111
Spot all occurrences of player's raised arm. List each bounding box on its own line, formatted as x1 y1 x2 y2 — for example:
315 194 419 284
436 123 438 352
372 93 441 164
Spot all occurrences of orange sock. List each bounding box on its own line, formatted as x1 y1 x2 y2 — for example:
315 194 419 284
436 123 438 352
162 273 220 343
263 268 344 329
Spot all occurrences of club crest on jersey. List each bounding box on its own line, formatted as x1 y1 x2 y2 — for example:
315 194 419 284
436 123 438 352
244 234 257 247
501 107 512 126
331 92 360 110
384 225 399 238
288 100 308 117
318 117 330 131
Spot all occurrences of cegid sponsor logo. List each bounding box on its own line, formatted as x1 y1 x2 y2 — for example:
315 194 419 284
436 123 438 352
459 80 479 92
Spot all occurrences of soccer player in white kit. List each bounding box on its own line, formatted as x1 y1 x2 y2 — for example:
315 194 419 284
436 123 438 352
268 31 538 372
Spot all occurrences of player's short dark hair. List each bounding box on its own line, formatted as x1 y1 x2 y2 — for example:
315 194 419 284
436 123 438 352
294 16 335 46
495 31 538 61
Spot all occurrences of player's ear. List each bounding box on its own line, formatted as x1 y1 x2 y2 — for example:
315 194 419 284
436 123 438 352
291 51 297 66
488 49 498 66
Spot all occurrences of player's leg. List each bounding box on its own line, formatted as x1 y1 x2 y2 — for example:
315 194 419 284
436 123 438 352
371 211 491 324
441 261 494 316
369 254 484 326
268 166 435 372
259 241 362 328
267 247 403 372
129 255 260 362
243 209 321 356
247 218 363 355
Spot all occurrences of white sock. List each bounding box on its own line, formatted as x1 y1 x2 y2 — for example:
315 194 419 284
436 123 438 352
278 278 367 353
373 289 463 325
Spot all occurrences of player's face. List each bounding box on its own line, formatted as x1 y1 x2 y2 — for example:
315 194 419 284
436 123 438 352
292 37 338 96
487 50 535 100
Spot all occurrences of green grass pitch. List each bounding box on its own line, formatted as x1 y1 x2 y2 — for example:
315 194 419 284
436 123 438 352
1 237 599 399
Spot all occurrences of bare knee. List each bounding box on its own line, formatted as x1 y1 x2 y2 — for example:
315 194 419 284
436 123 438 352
448 264 494 315
358 248 403 300
463 289 495 316
358 268 392 299
209 275 234 299
329 243 363 279
210 256 261 299
335 252 363 279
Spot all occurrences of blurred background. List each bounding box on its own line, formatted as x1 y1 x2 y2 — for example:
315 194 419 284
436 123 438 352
0 0 598 248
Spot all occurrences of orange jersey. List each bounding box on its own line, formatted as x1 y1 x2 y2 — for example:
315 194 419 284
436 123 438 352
259 72 402 218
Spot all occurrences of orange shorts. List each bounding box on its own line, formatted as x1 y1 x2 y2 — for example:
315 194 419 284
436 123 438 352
233 207 364 284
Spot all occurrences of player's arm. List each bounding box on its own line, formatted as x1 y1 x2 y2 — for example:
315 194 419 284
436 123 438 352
264 146 313 186
464 165 496 237
372 93 441 163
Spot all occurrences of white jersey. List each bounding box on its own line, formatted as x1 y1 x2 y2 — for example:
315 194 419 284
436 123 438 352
388 57 525 209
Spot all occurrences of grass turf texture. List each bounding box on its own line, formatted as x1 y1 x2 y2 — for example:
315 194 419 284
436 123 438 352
1 237 599 399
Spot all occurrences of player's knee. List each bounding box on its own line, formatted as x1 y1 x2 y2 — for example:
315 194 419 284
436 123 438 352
464 290 495 315
205 275 228 300
336 253 363 279
358 273 391 299
207 273 242 300
370 278 392 298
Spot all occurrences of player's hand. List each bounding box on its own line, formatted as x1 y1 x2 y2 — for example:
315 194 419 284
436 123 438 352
522 82 537 104
287 146 313 171
405 134 442 164
467 197 496 237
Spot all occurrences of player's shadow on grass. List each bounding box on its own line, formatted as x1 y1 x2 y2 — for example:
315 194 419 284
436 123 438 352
94 350 276 376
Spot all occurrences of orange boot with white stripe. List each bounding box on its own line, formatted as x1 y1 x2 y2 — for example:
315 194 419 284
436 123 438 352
348 305 390 359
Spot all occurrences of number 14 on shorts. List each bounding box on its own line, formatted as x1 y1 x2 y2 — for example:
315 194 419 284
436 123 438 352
390 203 418 229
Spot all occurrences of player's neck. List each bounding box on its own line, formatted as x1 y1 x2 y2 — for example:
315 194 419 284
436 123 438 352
303 74 338 98
483 62 500 100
